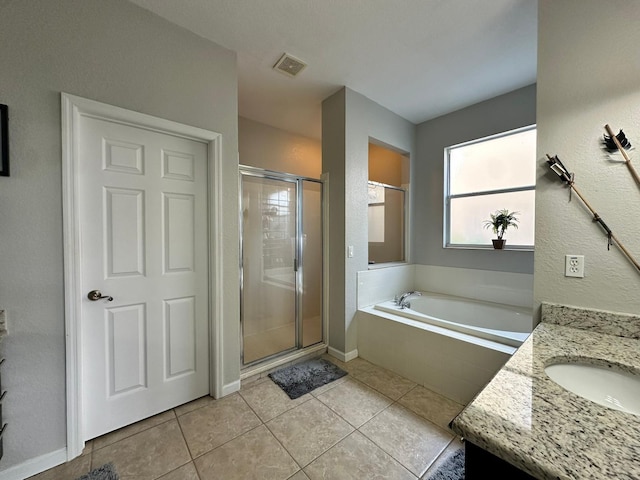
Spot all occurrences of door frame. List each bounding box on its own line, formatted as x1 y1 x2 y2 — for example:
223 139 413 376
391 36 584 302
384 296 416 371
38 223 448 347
61 93 224 459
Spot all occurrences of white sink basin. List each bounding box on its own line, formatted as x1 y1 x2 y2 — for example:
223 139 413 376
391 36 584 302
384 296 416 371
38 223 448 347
545 361 640 416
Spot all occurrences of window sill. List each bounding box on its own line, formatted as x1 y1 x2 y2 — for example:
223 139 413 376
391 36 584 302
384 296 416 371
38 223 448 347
444 245 534 252
368 261 409 270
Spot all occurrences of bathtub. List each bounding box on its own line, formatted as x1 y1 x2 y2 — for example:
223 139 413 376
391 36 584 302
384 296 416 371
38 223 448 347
374 292 531 348
357 291 533 403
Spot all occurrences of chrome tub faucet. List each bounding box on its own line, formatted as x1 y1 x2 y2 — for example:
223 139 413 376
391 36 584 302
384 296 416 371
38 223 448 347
394 291 421 309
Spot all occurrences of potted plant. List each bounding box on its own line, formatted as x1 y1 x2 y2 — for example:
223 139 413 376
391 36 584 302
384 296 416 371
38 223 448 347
484 209 519 249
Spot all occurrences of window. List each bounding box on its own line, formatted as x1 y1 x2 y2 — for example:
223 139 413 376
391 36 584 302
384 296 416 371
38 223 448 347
445 126 536 248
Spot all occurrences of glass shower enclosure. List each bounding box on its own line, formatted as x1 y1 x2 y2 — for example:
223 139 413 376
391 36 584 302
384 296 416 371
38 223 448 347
240 167 323 366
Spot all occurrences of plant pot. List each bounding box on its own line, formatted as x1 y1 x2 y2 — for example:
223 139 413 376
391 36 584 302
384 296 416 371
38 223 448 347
492 239 506 250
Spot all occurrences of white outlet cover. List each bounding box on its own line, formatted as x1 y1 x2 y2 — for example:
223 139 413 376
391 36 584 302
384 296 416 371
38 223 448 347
565 255 585 278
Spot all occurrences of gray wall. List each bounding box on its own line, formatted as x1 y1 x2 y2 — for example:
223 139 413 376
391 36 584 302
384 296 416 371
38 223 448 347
322 90 347 351
535 0 640 316
323 88 415 355
413 85 536 274
239 116 321 178
0 0 239 471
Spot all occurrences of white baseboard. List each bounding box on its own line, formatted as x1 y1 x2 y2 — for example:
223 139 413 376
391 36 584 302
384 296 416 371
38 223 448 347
327 347 358 362
221 380 241 397
344 348 359 362
0 447 67 480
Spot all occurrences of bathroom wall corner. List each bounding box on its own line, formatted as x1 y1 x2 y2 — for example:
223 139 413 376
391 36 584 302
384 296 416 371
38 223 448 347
357 264 415 308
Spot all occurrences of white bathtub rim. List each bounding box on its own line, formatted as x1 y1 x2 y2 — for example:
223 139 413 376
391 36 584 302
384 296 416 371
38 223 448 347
375 301 529 347
406 296 532 332
376 290 531 340
360 305 518 356
397 290 532 315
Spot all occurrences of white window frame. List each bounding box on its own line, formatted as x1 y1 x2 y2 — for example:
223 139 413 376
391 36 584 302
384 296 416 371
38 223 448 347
443 125 536 250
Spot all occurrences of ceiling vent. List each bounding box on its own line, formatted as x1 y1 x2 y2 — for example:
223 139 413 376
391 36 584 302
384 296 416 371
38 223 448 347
273 53 307 77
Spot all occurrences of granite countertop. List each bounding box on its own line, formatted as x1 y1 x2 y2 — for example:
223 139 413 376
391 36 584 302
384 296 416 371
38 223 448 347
451 303 640 480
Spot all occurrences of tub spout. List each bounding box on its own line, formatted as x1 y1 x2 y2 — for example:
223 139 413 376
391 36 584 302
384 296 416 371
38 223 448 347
396 291 421 309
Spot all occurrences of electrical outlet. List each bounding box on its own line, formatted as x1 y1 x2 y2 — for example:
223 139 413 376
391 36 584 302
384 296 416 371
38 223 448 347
565 255 585 278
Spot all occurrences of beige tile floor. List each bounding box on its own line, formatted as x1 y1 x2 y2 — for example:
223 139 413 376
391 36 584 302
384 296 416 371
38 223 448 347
29 355 465 480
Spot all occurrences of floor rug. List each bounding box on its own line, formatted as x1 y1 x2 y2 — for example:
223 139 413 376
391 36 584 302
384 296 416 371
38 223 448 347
76 463 119 480
269 358 347 399
425 449 465 480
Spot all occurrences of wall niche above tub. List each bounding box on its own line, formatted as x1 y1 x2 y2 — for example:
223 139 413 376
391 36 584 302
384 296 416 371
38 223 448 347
368 141 409 266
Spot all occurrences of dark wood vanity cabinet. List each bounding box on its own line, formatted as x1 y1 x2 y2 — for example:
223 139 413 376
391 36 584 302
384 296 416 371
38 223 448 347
465 442 537 479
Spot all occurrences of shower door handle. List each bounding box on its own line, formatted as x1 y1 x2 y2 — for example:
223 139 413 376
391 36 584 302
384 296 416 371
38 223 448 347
294 258 298 272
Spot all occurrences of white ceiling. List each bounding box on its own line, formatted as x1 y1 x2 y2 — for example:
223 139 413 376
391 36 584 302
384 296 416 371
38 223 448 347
128 0 537 139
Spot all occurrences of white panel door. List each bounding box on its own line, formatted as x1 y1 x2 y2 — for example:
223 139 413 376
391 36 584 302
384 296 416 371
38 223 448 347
78 115 209 440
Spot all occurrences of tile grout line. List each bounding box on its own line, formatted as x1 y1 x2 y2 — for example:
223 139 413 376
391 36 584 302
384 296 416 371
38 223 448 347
174 394 220 418
316 361 442 476
392 382 465 436
235 374 390 477
239 378 317 474
90 409 178 456
178 389 319 477
173 405 202 477
260 398 337 472
276 376 406 473
175 407 204 462
299 429 361 472
354 392 452 479
154 458 197 480
183 395 266 462
262 419 306 472
313 378 395 430
353 420 420 479
421 436 460 478
349 367 417 402
252 388 360 473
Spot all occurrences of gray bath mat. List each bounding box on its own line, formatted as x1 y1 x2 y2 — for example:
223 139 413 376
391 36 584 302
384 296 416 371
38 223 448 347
425 449 465 480
269 358 347 399
76 463 119 480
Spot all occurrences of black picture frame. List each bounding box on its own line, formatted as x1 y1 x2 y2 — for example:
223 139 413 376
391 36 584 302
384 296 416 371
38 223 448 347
0 104 8 177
